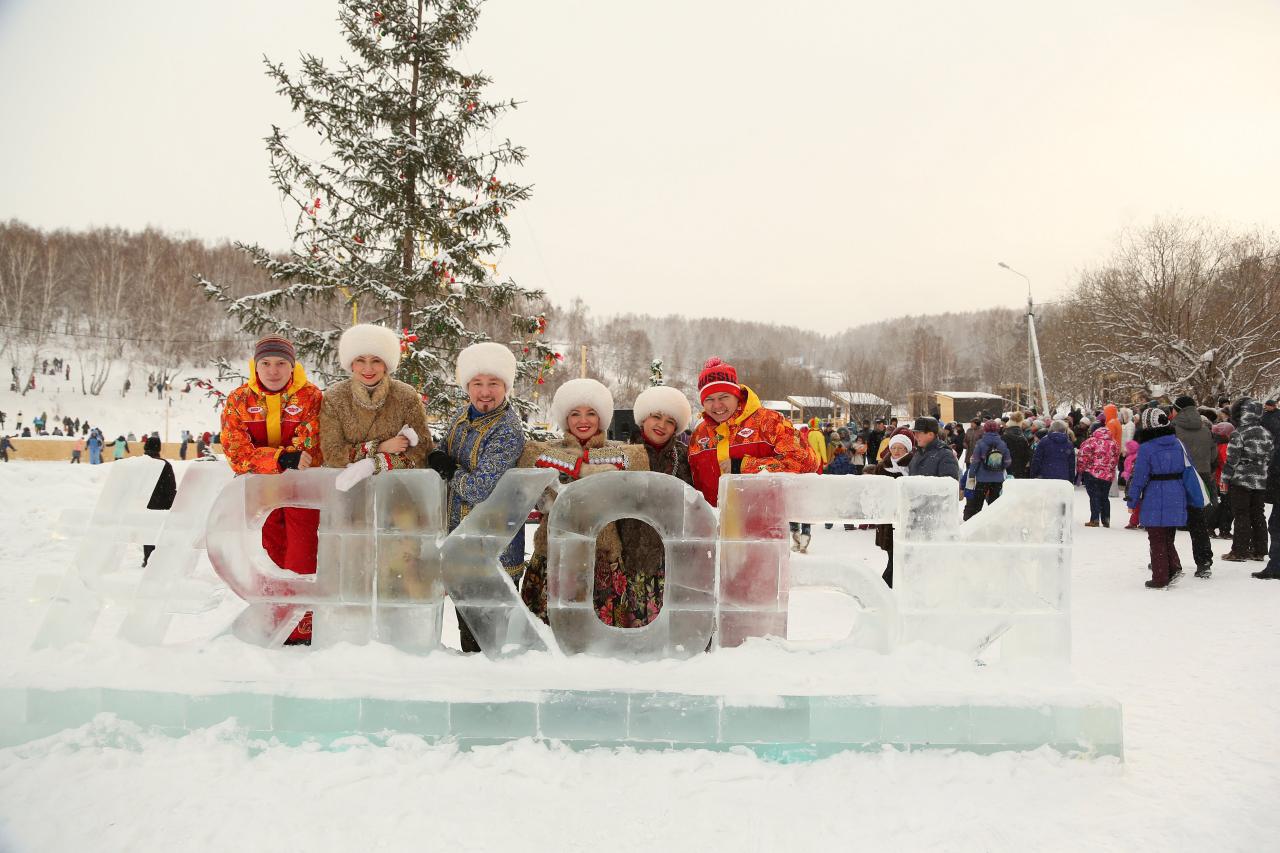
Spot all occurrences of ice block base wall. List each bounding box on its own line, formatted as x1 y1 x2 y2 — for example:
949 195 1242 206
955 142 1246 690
0 686 1122 760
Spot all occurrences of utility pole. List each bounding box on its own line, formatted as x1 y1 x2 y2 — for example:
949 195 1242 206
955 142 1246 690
998 262 1050 416
580 345 588 379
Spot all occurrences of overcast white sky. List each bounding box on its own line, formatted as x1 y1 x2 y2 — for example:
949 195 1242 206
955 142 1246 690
1 0 1277 332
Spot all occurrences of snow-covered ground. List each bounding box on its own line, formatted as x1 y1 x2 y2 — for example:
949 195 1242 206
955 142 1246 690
1 356 230 442
0 461 1277 852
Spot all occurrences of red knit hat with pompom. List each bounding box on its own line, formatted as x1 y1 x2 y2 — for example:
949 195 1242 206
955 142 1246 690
697 357 742 403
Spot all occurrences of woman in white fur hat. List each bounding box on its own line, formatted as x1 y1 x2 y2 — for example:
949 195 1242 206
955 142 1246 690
516 378 648 624
601 386 697 627
320 324 432 484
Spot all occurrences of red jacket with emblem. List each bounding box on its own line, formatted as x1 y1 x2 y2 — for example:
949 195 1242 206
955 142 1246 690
688 385 819 506
221 361 324 475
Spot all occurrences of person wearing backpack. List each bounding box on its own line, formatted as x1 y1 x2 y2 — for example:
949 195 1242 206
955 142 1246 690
1077 421 1121 528
964 420 1011 520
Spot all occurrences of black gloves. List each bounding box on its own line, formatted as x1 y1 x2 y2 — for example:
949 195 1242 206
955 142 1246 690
278 451 302 471
427 450 459 479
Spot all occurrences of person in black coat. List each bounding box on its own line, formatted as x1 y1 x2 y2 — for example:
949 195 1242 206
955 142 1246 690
142 435 176 567
1001 413 1032 478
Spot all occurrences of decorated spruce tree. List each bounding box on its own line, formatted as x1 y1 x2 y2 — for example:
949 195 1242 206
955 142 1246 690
197 0 557 418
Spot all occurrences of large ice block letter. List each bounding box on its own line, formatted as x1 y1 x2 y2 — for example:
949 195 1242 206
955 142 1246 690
716 473 899 648
208 468 344 647
440 468 559 658
33 456 169 648
548 471 717 658
207 468 451 650
118 462 234 645
896 477 1073 661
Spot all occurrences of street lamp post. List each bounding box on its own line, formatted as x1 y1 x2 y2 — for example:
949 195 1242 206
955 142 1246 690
998 262 1050 416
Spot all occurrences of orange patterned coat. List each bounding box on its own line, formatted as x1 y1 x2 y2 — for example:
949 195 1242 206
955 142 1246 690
688 385 819 506
220 361 324 474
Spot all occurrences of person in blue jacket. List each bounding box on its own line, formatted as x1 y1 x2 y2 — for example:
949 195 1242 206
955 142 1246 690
86 429 103 465
1030 420 1076 482
1127 407 1206 587
964 420 1012 520
823 442 856 530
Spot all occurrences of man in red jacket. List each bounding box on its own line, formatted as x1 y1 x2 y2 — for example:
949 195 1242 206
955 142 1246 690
220 335 323 644
687 357 818 507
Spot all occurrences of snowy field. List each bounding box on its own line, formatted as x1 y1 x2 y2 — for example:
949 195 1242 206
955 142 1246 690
0 357 229 442
0 461 1277 852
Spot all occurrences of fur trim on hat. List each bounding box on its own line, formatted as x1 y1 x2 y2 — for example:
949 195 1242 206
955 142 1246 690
338 324 401 373
456 341 517 390
632 385 693 432
550 378 614 433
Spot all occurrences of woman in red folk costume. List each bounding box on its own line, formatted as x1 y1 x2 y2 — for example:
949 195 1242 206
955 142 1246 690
517 378 649 624
687 356 818 507
220 335 323 644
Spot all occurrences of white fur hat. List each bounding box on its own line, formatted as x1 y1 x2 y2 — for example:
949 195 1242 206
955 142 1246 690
456 341 517 390
338 324 401 373
549 378 614 433
632 385 693 431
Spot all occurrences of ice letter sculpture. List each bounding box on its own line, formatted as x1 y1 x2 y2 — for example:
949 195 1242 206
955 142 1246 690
205 467 559 656
716 473 900 649
439 468 559 657
34 457 170 648
117 462 234 644
548 471 717 659
896 477 1073 661
205 468 445 649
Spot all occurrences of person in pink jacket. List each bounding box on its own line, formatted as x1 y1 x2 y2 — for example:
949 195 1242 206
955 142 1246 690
1123 438 1140 528
1077 422 1120 527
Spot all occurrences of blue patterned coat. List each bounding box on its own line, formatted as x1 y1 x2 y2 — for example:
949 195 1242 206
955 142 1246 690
442 401 527 577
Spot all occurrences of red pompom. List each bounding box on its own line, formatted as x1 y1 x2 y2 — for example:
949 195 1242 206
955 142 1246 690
703 357 723 369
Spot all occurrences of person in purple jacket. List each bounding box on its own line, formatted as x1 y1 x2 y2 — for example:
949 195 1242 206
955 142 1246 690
1126 407 1207 588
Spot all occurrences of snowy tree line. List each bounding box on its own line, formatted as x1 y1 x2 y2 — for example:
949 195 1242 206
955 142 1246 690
0 220 271 394
4 217 1277 409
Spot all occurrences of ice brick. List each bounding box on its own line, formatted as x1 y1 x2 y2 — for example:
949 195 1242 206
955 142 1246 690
879 705 971 746
539 691 629 740
774 473 899 524
627 693 720 742
548 472 716 659
101 689 188 728
721 697 810 743
449 701 538 738
359 699 449 736
186 693 273 730
272 696 362 733
896 477 1073 662
118 463 234 645
440 469 559 657
33 458 170 648
808 697 883 743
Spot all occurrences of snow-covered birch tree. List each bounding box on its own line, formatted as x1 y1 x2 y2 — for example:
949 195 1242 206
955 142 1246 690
1049 220 1280 403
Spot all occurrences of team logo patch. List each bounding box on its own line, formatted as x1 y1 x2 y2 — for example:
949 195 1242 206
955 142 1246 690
284 405 303 416
737 428 755 439
698 437 712 450
247 406 264 414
